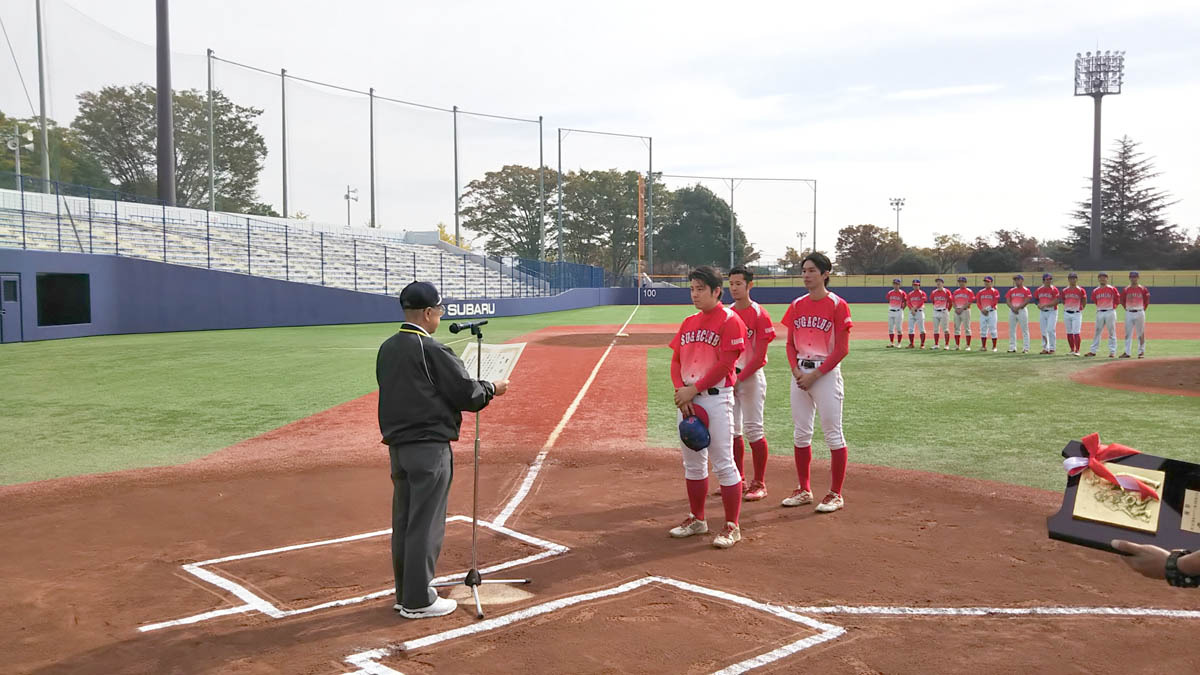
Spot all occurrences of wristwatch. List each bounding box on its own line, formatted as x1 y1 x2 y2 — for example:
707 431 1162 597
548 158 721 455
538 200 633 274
1165 550 1199 588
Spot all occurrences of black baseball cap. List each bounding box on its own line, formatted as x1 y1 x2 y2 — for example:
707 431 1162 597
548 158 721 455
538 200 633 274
399 281 442 310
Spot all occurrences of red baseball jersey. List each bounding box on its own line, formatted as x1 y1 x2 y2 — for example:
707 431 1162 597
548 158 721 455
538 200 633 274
1092 285 1120 310
907 289 927 310
1062 286 1086 311
952 287 976 309
669 303 746 388
976 287 1001 310
731 302 776 370
1034 285 1061 308
1006 286 1033 309
1123 285 1150 310
782 292 853 361
931 288 952 310
886 288 908 309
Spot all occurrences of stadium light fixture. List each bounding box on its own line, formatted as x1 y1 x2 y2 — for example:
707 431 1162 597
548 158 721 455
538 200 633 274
1075 50 1125 264
344 185 359 228
6 125 36 190
889 197 905 237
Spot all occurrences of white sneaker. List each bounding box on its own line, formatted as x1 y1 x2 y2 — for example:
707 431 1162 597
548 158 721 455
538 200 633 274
669 515 708 538
954 345 960 351
992 347 998 352
815 492 844 513
965 346 971 352
712 522 741 549
781 488 813 507
397 595 458 619
932 345 939 350
1007 348 1016 353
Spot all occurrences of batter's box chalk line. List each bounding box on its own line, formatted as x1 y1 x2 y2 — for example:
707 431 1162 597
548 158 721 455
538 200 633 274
340 575 847 675
137 516 568 633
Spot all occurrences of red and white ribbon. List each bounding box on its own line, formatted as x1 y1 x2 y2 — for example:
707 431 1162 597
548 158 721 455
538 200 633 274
1063 433 1160 502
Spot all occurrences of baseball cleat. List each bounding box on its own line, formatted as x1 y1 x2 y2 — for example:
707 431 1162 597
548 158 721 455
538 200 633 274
669 515 709 538
1007 348 1016 353
1072 352 1081 357
1039 350 1048 355
1137 353 1145 359
1119 353 1131 358
1022 349 1030 354
1109 353 1116 358
815 492 844 513
712 522 742 549
396 595 458 619
1084 352 1096 357
781 488 813 507
743 482 768 502
932 345 939 350
965 346 971 351
991 347 998 352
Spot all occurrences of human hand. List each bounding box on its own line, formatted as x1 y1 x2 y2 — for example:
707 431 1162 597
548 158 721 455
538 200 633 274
791 366 803 382
1111 539 1169 579
796 369 821 391
674 385 698 409
492 379 509 396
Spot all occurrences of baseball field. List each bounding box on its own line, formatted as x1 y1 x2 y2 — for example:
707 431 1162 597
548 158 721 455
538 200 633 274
2 302 1199 673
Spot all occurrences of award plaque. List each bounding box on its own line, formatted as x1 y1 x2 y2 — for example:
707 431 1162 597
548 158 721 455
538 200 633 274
1047 438 1200 553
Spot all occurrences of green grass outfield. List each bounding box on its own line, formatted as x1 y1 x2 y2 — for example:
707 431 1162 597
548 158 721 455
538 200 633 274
2 303 1197 486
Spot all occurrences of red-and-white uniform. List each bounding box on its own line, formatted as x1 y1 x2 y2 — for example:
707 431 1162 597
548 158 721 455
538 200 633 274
1034 285 1061 352
731 302 775 444
930 287 953 339
906 288 927 335
670 303 746 486
886 288 907 338
1122 285 1150 357
1088 285 1121 356
952 286 976 341
1005 286 1034 351
976 287 1001 339
782 293 852 452
1062 286 1086 337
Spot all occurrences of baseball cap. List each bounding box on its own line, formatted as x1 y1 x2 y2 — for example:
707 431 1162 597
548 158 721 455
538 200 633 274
983 275 994 282
1097 271 1109 277
912 279 921 284
957 276 968 282
892 278 901 284
1013 273 1024 280
679 405 710 451
399 281 442 310
1129 270 1140 277
1067 271 1078 278
935 277 944 283
1042 273 1053 280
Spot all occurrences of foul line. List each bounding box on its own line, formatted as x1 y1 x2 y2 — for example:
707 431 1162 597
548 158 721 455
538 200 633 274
787 604 1200 618
491 305 640 528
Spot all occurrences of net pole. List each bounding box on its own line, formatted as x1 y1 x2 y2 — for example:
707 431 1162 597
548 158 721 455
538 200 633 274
207 49 215 210
538 116 545 260
637 174 645 288
369 87 376 228
281 68 288 218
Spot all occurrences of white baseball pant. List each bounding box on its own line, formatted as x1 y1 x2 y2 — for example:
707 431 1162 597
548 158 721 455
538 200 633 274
1008 307 1029 351
733 369 767 443
979 310 998 338
1038 308 1059 351
1089 309 1117 355
1124 310 1146 356
953 308 972 336
888 308 904 336
1063 310 1083 336
678 387 740 487
790 363 846 450
932 308 949 335
908 308 925 335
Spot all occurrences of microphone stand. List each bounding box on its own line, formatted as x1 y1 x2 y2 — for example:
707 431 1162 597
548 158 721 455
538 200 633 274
432 322 530 619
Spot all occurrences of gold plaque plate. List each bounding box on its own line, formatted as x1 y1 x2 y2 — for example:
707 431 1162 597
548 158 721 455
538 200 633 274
1072 463 1165 533
1182 490 1200 535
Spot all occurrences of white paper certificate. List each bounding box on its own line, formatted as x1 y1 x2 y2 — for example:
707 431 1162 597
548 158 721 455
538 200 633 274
460 342 526 382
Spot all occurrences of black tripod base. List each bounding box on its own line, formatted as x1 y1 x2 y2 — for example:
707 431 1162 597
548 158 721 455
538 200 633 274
431 570 532 619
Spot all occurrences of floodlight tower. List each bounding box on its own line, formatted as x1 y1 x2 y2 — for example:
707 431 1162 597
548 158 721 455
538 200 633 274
344 186 359 227
889 197 905 236
6 125 35 190
1075 50 1125 265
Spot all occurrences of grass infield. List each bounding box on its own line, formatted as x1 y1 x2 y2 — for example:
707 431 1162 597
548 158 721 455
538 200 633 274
1 303 1196 486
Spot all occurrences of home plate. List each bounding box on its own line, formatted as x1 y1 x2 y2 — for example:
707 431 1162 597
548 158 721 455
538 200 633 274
446 584 534 605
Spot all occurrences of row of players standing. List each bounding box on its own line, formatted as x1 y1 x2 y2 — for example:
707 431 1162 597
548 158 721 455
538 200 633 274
885 271 1150 357
667 254 851 550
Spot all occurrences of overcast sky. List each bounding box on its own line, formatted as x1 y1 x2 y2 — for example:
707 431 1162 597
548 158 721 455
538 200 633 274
2 0 1197 263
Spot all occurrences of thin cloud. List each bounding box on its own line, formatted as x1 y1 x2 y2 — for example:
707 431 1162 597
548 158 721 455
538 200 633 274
885 84 1004 101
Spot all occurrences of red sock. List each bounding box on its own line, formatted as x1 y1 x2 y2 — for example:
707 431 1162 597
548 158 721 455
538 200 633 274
686 478 708 519
908 334 914 346
955 335 961 346
888 332 893 344
794 445 812 491
920 333 926 347
733 436 745 485
749 438 769 485
966 335 972 346
944 333 950 345
830 447 848 494
992 338 998 349
933 334 939 346
720 483 742 526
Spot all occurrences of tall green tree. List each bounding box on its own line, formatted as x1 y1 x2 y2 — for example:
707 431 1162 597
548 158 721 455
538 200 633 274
73 84 274 214
654 184 756 270
460 164 555 258
0 110 111 189
1068 136 1181 267
834 224 903 274
560 169 642 277
931 233 972 273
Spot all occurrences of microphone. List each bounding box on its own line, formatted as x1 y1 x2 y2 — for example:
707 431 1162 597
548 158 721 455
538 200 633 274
449 320 488 334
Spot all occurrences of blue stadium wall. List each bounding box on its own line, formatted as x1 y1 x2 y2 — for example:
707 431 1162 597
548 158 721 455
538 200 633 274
1 250 1197 342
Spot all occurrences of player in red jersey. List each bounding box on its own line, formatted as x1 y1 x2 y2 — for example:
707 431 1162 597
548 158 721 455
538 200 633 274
1061 272 1087 356
1033 273 1061 354
885 278 907 348
975 276 1001 351
780 253 853 514
1085 272 1120 358
951 276 976 350
1121 270 1151 358
1005 274 1033 353
668 266 747 548
728 266 776 501
929 277 953 350
905 279 927 348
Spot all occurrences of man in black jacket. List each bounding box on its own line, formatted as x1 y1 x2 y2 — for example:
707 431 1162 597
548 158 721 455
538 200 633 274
377 281 509 619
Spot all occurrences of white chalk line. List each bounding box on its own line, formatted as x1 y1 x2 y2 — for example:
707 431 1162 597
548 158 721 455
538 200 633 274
343 575 844 675
138 516 567 632
491 304 640 528
787 604 1200 619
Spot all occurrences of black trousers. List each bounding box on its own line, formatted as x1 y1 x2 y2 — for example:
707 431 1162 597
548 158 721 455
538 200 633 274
389 441 453 609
